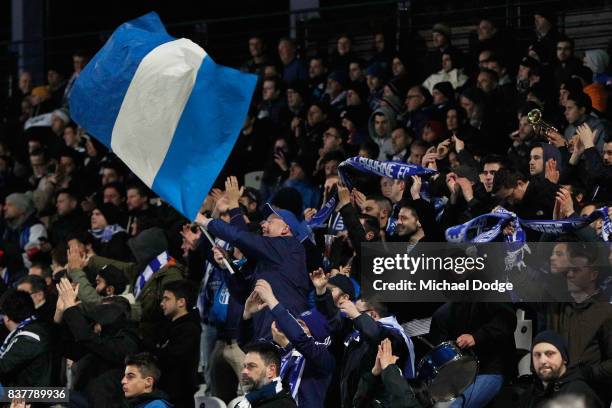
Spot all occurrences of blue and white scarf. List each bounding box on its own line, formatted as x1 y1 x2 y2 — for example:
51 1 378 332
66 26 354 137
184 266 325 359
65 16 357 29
446 206 611 243
0 315 37 358
308 157 437 230
279 349 306 403
89 224 126 243
135 251 173 298
378 315 416 379
238 377 284 408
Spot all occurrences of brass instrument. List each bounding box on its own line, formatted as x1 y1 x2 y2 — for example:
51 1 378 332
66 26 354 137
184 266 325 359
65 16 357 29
527 108 558 134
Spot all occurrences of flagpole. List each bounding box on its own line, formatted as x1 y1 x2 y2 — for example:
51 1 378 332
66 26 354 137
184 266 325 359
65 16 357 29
198 225 235 274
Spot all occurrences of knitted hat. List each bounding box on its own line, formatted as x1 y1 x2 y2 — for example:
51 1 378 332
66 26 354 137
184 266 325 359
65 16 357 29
5 192 35 215
328 70 349 88
95 202 122 226
347 82 370 104
340 106 368 129
366 63 386 79
328 274 355 300
532 330 569 364
298 308 331 342
287 80 309 99
519 56 540 70
433 81 455 101
432 23 452 40
52 109 70 124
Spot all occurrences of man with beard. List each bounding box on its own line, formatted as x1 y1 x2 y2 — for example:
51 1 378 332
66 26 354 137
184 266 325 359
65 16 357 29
519 331 602 407
393 176 443 243
238 342 297 407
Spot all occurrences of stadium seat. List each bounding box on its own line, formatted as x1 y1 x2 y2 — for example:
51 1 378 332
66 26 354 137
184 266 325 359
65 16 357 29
514 309 532 376
194 395 227 408
228 396 245 408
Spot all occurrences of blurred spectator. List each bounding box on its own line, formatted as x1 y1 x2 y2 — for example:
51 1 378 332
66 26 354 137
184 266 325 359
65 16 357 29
0 289 51 386
241 35 269 76
278 38 308 84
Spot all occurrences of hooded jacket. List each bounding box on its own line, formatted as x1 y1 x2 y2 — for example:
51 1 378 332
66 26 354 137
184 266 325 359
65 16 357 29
518 368 603 408
368 106 397 161
87 228 185 339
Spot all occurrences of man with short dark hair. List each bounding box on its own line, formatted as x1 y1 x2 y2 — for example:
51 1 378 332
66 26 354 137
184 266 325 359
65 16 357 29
563 93 608 152
519 331 603 407
0 289 51 386
49 188 89 245
553 36 582 87
17 275 55 324
241 35 268 76
240 342 297 407
122 352 172 408
154 280 201 408
492 167 558 220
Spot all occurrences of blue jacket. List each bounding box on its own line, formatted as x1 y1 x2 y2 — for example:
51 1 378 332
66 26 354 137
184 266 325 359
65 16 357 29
271 304 334 408
207 220 310 341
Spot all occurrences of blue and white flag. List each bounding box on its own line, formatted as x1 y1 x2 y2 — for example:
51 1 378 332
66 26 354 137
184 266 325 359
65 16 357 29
69 12 257 220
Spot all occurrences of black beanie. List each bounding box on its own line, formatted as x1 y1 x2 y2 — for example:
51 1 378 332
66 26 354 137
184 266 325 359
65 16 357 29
433 81 455 102
328 275 355 300
98 264 128 295
532 330 569 364
96 203 122 226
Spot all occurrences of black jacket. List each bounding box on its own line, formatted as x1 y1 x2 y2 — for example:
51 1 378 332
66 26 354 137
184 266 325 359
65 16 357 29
154 310 202 408
62 305 141 408
249 388 298 408
518 368 603 408
354 366 426 408
429 302 517 378
0 320 52 387
316 291 410 408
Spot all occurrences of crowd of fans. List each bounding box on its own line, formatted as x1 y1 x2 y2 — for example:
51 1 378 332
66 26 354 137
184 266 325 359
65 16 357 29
1 5 612 408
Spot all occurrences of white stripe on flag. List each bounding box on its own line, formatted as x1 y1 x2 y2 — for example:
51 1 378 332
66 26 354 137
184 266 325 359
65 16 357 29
111 38 206 187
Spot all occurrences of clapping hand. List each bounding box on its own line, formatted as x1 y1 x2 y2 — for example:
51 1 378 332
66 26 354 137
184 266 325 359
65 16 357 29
378 338 399 370
310 268 329 295
243 290 266 320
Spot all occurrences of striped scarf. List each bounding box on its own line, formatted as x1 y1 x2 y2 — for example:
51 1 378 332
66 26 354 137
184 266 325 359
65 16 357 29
134 251 175 298
0 315 37 358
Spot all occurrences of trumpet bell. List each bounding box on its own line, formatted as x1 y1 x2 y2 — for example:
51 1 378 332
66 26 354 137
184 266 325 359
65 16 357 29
527 108 558 133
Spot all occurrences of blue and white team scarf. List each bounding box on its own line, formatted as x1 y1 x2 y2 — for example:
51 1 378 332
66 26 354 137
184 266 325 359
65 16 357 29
446 206 611 243
308 157 437 232
0 315 37 358
89 224 126 243
279 349 306 403
135 251 174 298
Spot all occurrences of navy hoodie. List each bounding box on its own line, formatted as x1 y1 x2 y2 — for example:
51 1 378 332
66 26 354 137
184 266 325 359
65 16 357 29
207 219 310 341
271 304 334 408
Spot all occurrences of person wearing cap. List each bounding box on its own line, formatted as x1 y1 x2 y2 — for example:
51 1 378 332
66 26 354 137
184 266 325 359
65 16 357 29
365 63 386 111
423 23 460 78
311 269 411 408
517 56 540 97
55 277 141 407
50 108 70 136
197 198 310 342
323 70 348 114
89 202 130 261
243 279 334 408
2 192 47 270
518 330 603 408
532 9 560 65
